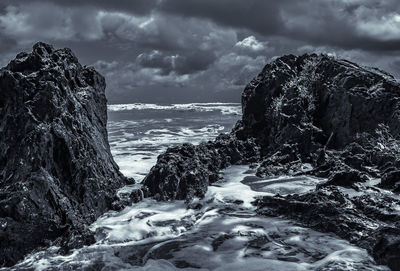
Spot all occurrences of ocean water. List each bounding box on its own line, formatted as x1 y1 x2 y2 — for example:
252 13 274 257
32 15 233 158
5 103 390 271
107 103 241 181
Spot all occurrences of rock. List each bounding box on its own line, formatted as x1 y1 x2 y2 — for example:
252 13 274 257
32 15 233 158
240 54 400 158
111 188 145 211
0 42 126 267
373 228 400 271
144 143 222 201
380 170 400 192
317 170 368 189
143 137 260 201
255 143 307 177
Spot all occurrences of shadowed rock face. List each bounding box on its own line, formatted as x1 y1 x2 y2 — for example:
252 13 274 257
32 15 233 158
0 42 126 267
143 54 400 269
238 54 400 155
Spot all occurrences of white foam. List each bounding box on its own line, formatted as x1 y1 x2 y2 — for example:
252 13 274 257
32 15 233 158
107 103 242 115
205 165 271 208
11 166 389 271
108 123 227 181
91 198 196 244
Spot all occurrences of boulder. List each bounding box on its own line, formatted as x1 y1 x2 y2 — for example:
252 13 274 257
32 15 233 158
143 136 259 201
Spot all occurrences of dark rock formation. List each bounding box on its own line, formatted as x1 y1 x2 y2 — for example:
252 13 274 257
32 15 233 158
0 42 126 267
317 170 368 189
144 53 400 200
111 187 145 211
143 53 400 269
239 55 400 153
143 135 259 201
380 170 400 192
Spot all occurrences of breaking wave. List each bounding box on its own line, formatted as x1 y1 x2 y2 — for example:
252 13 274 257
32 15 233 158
107 103 242 116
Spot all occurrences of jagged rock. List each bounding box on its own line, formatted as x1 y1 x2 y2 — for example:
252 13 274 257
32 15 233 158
240 54 400 155
255 143 310 177
317 170 368 189
0 42 126 267
380 170 400 192
111 188 145 211
143 136 259 201
306 128 400 180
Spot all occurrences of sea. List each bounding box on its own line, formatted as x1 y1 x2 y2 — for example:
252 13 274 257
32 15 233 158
5 103 390 271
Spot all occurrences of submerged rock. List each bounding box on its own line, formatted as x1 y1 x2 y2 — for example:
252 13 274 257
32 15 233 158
0 42 126 266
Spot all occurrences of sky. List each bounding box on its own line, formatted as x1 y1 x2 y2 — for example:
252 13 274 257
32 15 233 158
0 0 400 103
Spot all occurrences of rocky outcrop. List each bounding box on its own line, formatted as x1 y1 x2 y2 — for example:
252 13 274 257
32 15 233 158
143 135 260 201
144 53 400 200
0 42 126 267
238 55 400 154
142 54 400 269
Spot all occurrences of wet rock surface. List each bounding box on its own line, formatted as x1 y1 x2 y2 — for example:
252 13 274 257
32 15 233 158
0 42 126 267
254 187 400 270
143 135 260 201
143 54 400 270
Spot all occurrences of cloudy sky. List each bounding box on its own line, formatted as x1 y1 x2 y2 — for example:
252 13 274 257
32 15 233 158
1 0 400 103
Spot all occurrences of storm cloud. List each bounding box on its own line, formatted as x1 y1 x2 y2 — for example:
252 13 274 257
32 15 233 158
0 0 399 103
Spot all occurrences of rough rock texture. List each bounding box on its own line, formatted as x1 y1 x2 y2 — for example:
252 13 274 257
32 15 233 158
238 54 400 154
144 53 400 200
143 54 400 270
0 42 126 267
254 188 400 270
143 135 260 201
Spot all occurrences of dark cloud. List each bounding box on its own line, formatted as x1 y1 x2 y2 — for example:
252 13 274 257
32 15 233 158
0 0 399 102
137 50 174 75
58 0 158 14
174 50 217 75
1 0 159 15
281 1 400 52
137 49 216 75
0 33 16 52
160 0 285 36
160 0 400 52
